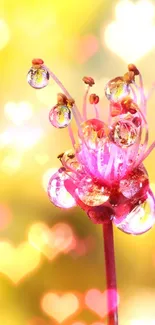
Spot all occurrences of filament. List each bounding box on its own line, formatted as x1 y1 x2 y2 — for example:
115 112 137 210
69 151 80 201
68 124 76 147
44 65 83 125
94 104 100 119
83 85 90 120
139 73 147 116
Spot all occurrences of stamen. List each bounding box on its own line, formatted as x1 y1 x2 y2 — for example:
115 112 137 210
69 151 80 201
94 104 100 119
136 141 155 166
135 106 149 167
104 146 115 180
44 65 83 124
68 124 76 147
130 84 137 103
83 85 90 120
139 73 147 116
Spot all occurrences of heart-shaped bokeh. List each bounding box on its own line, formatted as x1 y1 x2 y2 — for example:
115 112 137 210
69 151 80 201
73 34 99 64
85 289 119 318
0 241 41 284
41 292 80 323
28 222 74 260
4 101 33 125
103 0 155 62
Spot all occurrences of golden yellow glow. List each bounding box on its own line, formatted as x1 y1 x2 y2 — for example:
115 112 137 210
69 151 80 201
0 19 10 50
0 0 154 324
35 154 49 165
0 241 41 284
1 153 22 174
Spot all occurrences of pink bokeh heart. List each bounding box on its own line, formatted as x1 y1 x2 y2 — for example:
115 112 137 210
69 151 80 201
85 289 119 318
71 34 99 63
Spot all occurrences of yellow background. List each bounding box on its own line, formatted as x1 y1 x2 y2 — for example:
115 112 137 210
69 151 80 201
0 0 155 324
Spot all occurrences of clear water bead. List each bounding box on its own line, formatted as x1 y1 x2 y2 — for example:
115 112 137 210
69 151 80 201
49 105 72 128
80 119 109 150
48 168 76 209
109 120 138 147
120 165 149 199
113 190 155 235
105 77 130 102
76 177 110 206
27 67 49 89
61 150 82 173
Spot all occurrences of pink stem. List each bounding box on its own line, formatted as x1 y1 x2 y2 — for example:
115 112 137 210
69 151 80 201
139 73 146 116
135 141 155 166
83 86 90 120
94 104 100 119
134 107 149 168
44 65 83 124
108 103 112 125
130 84 137 102
65 179 119 325
68 124 76 147
103 221 118 325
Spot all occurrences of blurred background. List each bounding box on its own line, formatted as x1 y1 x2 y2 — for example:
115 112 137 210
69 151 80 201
0 0 155 324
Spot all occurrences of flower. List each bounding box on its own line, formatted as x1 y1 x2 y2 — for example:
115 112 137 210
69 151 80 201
27 60 155 235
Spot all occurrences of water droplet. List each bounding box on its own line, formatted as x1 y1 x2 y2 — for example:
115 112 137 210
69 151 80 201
120 165 149 199
113 190 155 235
27 67 49 89
80 119 108 150
105 77 130 102
49 105 72 128
76 177 110 206
109 119 138 147
60 149 82 173
48 168 76 208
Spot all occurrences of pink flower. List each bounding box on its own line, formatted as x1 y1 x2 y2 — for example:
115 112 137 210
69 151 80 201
27 60 155 235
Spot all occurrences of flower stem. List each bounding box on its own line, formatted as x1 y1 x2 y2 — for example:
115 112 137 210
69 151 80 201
102 221 118 325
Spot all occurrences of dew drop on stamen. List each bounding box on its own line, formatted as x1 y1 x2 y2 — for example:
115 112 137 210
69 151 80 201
49 105 72 128
27 67 49 89
105 77 130 102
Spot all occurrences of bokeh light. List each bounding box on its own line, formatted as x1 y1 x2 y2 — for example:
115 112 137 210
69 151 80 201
42 168 58 191
0 204 12 230
0 241 41 284
0 127 43 150
41 292 80 322
1 152 22 174
0 19 10 50
4 101 33 125
104 0 155 62
74 34 99 64
85 289 119 318
28 222 74 260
